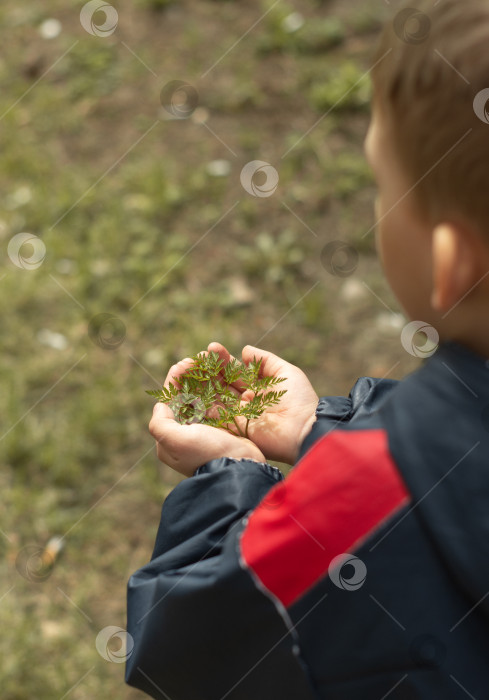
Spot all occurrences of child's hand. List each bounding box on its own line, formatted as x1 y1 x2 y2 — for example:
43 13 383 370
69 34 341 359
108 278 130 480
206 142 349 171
149 357 265 477
208 342 319 465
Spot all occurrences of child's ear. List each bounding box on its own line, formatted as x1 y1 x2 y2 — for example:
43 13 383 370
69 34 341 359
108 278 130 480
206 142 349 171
430 222 486 313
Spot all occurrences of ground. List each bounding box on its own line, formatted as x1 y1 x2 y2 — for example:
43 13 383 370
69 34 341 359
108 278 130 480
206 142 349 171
0 0 421 697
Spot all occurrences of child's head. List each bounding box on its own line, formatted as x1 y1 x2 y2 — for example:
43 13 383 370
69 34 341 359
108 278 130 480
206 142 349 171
364 0 489 358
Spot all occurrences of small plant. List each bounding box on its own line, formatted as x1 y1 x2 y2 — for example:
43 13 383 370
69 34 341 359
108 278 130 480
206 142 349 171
147 351 287 438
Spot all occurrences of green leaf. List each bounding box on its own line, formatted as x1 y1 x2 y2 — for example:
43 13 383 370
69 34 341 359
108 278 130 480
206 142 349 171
255 375 286 389
145 348 287 433
217 405 230 421
146 389 162 399
223 358 242 384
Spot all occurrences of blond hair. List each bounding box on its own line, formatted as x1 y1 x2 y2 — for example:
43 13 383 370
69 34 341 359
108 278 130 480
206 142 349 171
371 0 489 235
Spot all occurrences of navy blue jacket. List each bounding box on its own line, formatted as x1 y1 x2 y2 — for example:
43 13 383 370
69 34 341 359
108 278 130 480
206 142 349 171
126 341 489 699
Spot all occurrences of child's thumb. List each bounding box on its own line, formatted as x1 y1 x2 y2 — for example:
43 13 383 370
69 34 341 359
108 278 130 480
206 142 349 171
242 344 284 373
242 344 265 361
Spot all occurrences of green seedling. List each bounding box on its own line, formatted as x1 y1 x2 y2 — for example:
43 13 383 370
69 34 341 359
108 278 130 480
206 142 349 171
147 350 287 438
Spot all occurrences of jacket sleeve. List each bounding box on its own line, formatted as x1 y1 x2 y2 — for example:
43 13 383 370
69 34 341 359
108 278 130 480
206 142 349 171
125 376 399 699
125 457 319 700
298 376 400 460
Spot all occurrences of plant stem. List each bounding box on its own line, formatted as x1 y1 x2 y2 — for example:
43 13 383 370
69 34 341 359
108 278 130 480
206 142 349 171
232 417 245 438
245 418 250 439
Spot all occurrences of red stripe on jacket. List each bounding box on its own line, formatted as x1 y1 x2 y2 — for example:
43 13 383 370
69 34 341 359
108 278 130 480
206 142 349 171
240 428 410 607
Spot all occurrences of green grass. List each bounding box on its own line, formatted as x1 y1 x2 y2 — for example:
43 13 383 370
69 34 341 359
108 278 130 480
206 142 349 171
0 1 418 698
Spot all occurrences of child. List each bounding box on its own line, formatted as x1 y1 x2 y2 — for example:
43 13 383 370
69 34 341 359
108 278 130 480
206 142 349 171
126 0 489 696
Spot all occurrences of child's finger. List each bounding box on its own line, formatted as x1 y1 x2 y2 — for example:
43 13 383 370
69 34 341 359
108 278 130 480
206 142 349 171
149 402 190 466
151 400 175 421
163 357 195 390
241 344 287 379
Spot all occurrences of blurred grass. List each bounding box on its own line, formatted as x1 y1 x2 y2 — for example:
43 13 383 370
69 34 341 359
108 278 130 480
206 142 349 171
0 0 419 698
